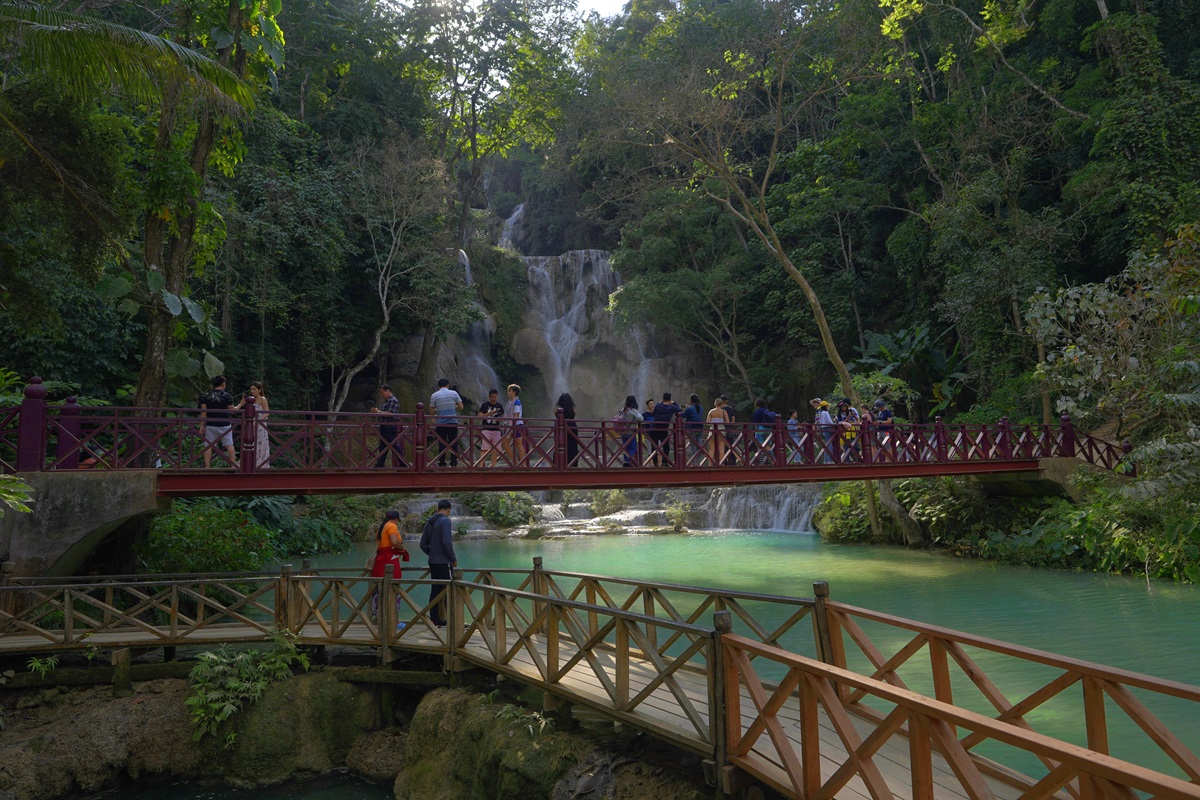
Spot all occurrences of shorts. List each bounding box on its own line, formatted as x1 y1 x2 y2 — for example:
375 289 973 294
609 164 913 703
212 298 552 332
481 429 501 450
204 424 233 447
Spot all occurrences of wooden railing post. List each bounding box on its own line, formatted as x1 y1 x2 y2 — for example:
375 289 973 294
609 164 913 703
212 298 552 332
240 401 257 473
812 581 834 663
277 564 293 632
448 568 464 663
414 403 427 473
934 416 948 463
380 564 395 665
55 396 81 469
16 376 47 472
554 408 567 471
673 415 686 470
773 413 786 466
998 416 1012 460
532 556 546 635
710 609 742 796
802 422 815 465
1060 413 1076 458
860 420 874 465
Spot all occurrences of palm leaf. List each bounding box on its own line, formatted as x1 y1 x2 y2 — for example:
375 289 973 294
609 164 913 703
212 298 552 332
0 1 253 112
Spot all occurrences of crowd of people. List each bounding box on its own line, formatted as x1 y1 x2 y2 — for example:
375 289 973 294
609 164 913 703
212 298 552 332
192 372 899 470
366 379 898 470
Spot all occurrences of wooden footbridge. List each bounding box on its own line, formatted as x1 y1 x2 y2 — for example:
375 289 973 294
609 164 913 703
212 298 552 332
2 378 1130 496
2 562 1196 800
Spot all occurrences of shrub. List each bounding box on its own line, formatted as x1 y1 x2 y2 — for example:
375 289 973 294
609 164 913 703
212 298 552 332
588 489 628 516
138 503 277 574
813 483 895 544
186 631 309 747
663 495 691 533
459 491 536 527
299 494 410 541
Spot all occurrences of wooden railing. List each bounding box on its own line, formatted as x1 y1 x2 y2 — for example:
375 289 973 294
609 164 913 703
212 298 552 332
3 567 1197 800
4 377 1130 477
820 600 1200 789
722 635 1200 800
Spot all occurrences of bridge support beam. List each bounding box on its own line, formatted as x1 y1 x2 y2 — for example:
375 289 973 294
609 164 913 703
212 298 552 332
0 471 166 577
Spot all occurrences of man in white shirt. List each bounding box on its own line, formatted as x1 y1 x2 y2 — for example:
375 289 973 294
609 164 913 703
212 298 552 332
430 379 464 467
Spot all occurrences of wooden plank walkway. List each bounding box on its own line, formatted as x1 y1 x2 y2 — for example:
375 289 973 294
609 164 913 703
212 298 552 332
4 570 1198 800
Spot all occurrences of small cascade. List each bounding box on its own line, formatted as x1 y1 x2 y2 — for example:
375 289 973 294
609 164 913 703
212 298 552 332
699 484 822 532
455 250 501 402
500 203 526 251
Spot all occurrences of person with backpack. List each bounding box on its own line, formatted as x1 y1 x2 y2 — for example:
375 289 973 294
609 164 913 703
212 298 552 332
613 395 642 467
419 499 457 628
750 398 780 464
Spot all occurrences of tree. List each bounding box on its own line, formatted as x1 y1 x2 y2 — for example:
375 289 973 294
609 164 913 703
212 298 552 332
131 0 283 408
327 132 461 412
410 0 578 244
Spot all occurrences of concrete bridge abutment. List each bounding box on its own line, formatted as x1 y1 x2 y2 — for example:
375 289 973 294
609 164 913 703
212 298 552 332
0 472 167 578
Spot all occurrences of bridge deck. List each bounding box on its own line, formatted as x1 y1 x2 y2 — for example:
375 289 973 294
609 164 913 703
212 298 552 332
0 619 1022 800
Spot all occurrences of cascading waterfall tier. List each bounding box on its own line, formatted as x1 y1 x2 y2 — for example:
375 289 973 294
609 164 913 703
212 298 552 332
699 484 823 532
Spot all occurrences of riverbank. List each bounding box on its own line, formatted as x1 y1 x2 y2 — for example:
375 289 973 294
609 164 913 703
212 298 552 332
0 666 711 800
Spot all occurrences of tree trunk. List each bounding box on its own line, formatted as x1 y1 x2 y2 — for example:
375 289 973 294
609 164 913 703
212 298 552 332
416 327 442 402
877 479 925 546
864 479 883 536
1094 0 1109 19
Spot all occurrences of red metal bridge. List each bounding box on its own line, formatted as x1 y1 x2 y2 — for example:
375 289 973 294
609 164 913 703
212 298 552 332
1 377 1129 496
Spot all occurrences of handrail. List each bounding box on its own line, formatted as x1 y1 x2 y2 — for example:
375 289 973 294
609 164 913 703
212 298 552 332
3 391 1130 476
722 634 1200 800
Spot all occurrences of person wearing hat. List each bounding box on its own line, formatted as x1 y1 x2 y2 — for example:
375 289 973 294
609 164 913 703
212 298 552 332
809 398 835 464
420 499 457 628
370 509 410 624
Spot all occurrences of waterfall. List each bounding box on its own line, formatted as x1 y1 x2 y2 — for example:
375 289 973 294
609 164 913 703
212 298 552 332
500 203 525 251
523 250 621 399
455 250 501 402
699 484 822 532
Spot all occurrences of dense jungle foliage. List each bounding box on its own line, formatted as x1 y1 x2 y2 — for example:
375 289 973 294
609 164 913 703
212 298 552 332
1 0 1197 576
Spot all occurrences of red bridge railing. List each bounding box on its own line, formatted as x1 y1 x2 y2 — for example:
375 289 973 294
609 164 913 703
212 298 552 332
2 377 1130 478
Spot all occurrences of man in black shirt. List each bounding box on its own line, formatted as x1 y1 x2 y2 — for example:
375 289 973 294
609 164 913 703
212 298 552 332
649 392 681 466
200 375 241 468
371 384 405 468
478 389 504 468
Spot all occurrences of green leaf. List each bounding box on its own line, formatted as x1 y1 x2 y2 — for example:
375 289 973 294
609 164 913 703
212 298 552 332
117 298 140 317
182 296 206 324
161 290 184 316
146 271 165 294
203 351 225 379
96 275 134 299
165 348 200 379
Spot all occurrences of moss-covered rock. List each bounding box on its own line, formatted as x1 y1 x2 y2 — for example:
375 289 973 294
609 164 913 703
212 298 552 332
395 688 708 800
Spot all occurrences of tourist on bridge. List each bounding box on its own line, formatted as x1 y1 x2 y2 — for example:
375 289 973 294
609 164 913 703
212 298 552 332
430 379 464 467
751 398 780 464
787 409 801 464
615 395 642 466
199 375 244 469
556 392 580 466
873 398 895 460
369 509 410 624
641 398 656 466
650 392 681 466
835 399 862 463
478 389 505 468
247 381 270 468
371 384 406 468
420 499 457 628
810 398 835 464
504 384 527 466
681 394 704 464
706 396 731 466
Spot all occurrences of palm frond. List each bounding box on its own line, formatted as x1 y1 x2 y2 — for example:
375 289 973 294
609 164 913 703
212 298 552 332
0 1 253 112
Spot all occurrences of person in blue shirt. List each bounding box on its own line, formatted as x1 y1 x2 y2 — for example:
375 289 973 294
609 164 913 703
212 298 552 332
680 393 704 464
419 498 457 628
430 379 464 467
750 398 780 464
